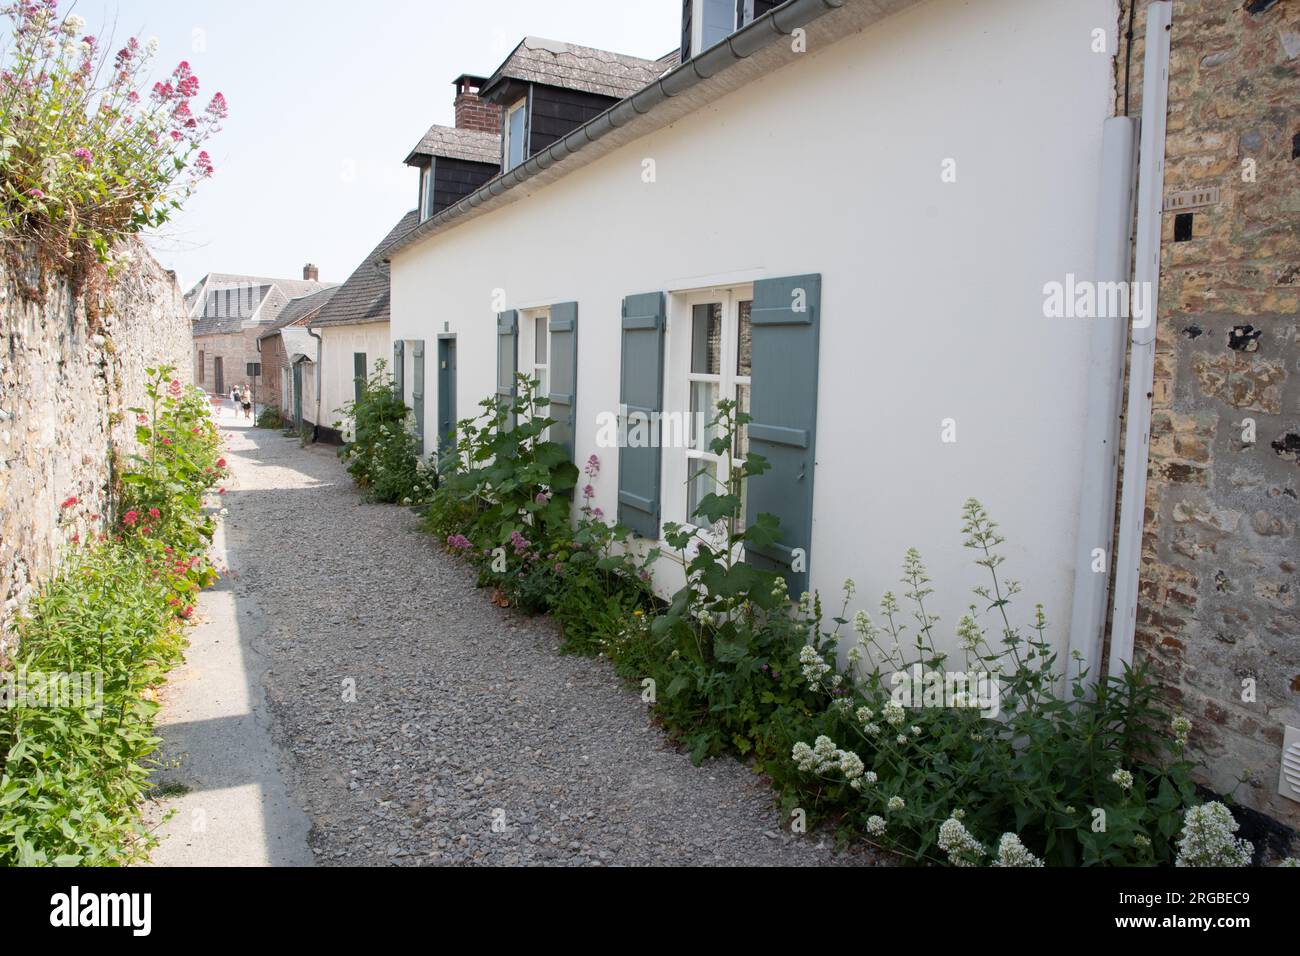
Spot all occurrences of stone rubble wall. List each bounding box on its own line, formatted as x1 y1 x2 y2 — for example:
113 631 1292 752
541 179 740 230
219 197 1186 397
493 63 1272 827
1123 0 1299 829
0 240 193 654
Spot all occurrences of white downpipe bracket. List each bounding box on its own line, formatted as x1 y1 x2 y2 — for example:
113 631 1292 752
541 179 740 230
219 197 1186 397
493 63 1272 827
1067 115 1139 687
1108 0 1173 678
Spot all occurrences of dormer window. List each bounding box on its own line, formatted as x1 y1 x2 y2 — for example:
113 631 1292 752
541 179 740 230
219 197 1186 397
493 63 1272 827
682 0 781 60
418 164 436 221
504 97 527 172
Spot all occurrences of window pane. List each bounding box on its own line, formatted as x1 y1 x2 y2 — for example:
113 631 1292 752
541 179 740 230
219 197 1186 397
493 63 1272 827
534 315 547 364
690 380 719 451
687 458 718 525
507 103 526 170
691 303 722 374
737 299 752 376
535 367 548 404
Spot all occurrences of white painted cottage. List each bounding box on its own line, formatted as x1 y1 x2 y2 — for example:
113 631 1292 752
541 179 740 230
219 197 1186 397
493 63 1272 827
384 0 1136 666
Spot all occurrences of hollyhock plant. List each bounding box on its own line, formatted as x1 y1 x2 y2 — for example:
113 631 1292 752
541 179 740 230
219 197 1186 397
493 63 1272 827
0 1 229 290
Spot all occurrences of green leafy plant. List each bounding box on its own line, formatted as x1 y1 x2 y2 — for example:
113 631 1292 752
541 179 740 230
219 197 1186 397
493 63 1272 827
787 499 1201 866
0 369 225 865
0 2 227 292
337 359 435 505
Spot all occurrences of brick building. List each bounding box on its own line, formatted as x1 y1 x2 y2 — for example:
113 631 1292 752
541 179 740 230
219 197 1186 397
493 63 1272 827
187 266 335 398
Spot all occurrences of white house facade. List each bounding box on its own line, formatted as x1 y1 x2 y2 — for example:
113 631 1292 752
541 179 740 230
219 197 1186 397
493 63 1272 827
386 0 1123 665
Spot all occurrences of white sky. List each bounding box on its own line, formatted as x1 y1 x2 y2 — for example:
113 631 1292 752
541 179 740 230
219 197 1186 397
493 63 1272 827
67 0 680 292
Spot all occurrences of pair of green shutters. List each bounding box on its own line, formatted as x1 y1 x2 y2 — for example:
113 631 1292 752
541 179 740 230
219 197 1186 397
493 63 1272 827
495 274 820 592
495 303 578 457
392 340 426 443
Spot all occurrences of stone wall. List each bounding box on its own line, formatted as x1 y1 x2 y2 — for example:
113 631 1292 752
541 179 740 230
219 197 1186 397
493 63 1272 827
1122 0 1300 828
0 240 192 652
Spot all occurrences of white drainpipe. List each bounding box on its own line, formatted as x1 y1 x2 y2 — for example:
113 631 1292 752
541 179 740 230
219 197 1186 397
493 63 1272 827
1108 0 1173 678
1066 114 1139 686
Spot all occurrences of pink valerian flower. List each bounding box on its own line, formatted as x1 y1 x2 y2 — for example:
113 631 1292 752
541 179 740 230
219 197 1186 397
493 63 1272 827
534 492 549 505
148 507 161 519
584 454 600 478
151 80 174 101
446 534 473 551
205 92 228 121
195 151 214 177
60 496 79 508
509 530 531 555
26 187 44 199
591 508 605 521
71 146 92 165
136 413 148 425
582 484 594 500
122 510 139 527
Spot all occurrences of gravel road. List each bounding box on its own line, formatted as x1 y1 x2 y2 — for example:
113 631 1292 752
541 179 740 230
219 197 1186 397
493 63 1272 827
212 419 876 866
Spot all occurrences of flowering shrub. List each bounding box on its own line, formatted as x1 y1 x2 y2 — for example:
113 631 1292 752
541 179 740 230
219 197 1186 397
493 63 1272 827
0 1 226 290
337 360 435 505
0 367 225 864
787 500 1203 866
1174 801 1253 867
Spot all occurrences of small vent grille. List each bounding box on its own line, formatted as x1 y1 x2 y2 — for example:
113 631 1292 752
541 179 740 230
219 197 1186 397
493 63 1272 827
1282 726 1300 804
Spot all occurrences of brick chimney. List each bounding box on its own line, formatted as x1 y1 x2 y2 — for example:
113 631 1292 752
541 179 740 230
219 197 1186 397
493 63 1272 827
303 263 319 281
453 75 501 134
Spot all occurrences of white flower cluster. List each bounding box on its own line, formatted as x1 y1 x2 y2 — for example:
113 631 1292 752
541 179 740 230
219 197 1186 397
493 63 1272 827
865 815 887 836
852 609 875 639
937 815 986 866
792 735 868 788
1111 768 1134 791
1171 714 1192 749
61 14 86 35
882 700 906 727
956 612 982 652
798 643 832 687
1174 801 1252 867
993 833 1044 867
886 795 905 812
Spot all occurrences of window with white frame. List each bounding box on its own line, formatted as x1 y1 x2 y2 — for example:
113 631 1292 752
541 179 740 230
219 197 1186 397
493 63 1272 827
519 306 551 424
682 288 752 529
504 98 527 171
419 164 435 220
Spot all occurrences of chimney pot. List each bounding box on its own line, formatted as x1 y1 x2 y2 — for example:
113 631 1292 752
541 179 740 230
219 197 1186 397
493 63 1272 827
303 263 319 281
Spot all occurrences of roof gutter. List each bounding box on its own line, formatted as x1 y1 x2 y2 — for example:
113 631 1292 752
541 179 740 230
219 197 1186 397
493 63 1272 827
381 0 847 261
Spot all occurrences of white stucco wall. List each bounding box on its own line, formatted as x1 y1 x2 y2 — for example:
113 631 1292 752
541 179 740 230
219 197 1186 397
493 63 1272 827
390 0 1119 661
319 322 391 435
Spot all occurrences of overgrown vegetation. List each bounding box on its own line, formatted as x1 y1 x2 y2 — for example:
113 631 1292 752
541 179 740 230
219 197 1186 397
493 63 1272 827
0 1 226 294
0 366 225 865
337 360 435 505
384 382 1279 866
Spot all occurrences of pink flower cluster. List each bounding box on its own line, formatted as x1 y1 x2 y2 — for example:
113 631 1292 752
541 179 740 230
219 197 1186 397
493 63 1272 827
446 534 472 551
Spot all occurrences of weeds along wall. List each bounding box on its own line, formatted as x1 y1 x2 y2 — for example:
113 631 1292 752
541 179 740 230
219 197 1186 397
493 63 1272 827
0 240 194 652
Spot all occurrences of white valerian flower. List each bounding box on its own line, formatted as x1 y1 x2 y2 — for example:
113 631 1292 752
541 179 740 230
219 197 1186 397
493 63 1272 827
1111 768 1134 791
863 771 877 785
145 35 160 55
886 795 905 812
41 36 58 56
910 725 921 736
842 577 856 599
882 700 906 727
1171 714 1192 749
862 722 881 737
956 612 981 652
852 609 875 639
993 833 1044 867
895 734 908 746
62 14 86 35
937 816 986 866
219 507 229 516
831 697 854 717
838 750 864 781
855 705 874 724
1278 858 1300 867
1134 834 1151 848
798 644 831 686
866 815 887 836
791 741 817 773
846 645 862 666
1175 802 1253 867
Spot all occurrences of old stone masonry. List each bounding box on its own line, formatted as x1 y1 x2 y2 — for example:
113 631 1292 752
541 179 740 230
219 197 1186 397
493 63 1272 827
146 407 877 866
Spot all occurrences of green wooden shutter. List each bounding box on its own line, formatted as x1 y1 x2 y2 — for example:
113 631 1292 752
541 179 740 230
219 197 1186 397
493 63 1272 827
618 292 666 538
548 302 578 461
411 340 425 445
353 352 366 404
392 340 405 400
496 310 518 406
745 274 821 593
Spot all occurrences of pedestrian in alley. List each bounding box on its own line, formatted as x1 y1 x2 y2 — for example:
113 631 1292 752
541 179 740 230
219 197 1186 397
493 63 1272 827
241 387 253 419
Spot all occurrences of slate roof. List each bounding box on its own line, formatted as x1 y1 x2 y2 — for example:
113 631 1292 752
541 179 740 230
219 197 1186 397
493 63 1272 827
310 210 419 329
280 328 318 363
405 125 500 166
481 36 667 100
192 284 276 335
258 287 339 340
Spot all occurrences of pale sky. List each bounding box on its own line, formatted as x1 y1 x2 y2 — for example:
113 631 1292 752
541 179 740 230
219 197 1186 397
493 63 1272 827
68 0 680 293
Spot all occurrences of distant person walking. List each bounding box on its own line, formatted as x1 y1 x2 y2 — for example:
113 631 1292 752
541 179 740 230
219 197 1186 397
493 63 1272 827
241 387 253 420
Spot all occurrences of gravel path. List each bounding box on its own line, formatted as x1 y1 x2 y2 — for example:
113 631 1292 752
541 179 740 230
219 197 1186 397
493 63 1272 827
218 420 877 866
